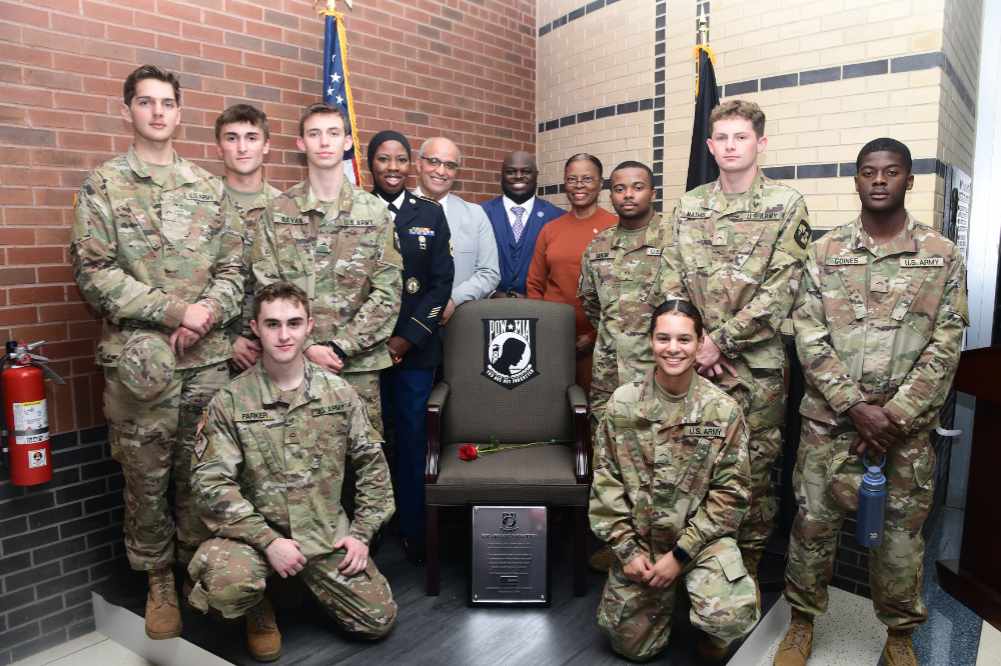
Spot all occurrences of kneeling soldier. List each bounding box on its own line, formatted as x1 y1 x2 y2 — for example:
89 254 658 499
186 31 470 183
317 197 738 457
590 300 759 663
188 282 397 661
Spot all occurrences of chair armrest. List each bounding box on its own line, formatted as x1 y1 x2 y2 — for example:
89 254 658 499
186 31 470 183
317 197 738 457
567 384 590 483
425 382 450 484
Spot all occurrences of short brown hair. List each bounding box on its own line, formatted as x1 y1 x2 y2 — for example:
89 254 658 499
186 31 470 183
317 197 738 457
123 65 180 107
215 103 270 142
253 282 310 320
298 102 348 138
709 99 765 137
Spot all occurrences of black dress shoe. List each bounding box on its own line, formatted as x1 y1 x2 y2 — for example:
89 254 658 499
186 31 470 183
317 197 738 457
401 537 425 565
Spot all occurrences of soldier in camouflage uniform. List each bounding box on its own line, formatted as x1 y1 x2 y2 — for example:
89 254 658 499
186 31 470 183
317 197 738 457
775 139 967 666
189 282 396 661
591 300 758 663
655 100 812 582
251 103 402 432
70 65 243 640
212 104 283 374
579 161 670 424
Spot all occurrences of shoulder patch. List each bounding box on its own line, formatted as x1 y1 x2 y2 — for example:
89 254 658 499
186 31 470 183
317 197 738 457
794 220 811 250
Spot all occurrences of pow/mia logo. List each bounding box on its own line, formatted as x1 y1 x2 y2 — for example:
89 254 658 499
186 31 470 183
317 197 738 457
500 512 518 531
794 220 811 250
482 318 539 389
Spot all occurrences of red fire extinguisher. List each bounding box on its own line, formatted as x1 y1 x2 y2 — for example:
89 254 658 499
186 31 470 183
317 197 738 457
2 340 63 486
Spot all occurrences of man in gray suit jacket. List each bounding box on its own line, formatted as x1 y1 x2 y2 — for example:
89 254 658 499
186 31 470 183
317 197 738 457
414 137 500 323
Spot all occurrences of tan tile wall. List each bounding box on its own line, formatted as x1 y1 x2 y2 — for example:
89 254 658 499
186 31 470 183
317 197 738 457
537 110 655 208
939 0 981 174
536 0 655 204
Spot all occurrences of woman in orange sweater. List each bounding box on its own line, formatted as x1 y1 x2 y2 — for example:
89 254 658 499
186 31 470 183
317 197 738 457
526 154 617 392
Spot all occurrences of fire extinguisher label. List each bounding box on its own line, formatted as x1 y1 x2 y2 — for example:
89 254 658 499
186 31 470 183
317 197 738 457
13 399 49 445
27 449 47 469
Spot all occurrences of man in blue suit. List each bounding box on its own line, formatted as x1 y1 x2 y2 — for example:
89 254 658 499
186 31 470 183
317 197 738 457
481 151 565 297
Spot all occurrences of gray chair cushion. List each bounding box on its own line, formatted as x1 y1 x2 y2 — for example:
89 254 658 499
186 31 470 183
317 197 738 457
441 299 575 444
427 443 588 506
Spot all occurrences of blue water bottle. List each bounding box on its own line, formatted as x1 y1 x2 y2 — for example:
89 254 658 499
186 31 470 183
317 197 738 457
856 458 887 548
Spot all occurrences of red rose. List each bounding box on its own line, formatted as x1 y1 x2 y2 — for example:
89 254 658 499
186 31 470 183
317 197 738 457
458 444 478 461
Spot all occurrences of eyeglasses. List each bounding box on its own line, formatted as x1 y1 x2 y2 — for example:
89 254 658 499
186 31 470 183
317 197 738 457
420 156 460 171
565 176 596 186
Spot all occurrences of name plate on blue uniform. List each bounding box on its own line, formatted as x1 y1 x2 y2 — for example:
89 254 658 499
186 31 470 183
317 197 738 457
471 505 548 606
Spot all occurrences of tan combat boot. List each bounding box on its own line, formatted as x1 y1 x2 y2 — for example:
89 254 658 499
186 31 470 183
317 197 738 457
882 629 918 666
246 596 282 662
145 568 182 639
773 609 813 666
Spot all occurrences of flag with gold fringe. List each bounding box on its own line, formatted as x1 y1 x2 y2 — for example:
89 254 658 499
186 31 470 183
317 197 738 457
685 43 720 191
318 1 361 184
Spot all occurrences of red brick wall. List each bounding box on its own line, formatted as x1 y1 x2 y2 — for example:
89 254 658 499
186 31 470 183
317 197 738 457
0 0 535 435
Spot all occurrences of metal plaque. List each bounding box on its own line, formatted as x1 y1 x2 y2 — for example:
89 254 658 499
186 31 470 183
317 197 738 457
470 505 548 605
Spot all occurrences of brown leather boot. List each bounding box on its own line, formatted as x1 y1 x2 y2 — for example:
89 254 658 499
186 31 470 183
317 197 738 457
695 633 731 663
246 596 281 662
773 609 813 666
882 629 918 666
145 568 182 640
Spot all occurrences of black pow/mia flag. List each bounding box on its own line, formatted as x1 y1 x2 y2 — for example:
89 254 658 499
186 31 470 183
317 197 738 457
482 318 539 389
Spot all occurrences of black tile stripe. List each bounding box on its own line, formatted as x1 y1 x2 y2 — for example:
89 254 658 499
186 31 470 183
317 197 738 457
538 0 618 37
652 1 668 212
539 157 946 194
537 98 656 134
718 51 974 115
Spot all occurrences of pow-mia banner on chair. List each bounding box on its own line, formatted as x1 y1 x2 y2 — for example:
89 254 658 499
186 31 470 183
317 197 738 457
482 318 539 388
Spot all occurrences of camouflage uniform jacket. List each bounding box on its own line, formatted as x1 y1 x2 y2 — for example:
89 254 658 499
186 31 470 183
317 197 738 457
793 213 968 434
590 371 751 565
658 171 811 371
192 360 394 558
252 180 403 373
71 147 244 369
229 181 283 341
579 216 671 400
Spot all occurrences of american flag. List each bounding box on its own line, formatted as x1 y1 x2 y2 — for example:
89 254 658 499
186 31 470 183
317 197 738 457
321 10 361 184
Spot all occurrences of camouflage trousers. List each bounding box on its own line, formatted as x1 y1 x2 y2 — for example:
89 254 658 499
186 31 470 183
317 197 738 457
784 417 935 631
104 362 228 570
187 537 397 639
342 370 383 436
597 537 759 662
732 369 785 570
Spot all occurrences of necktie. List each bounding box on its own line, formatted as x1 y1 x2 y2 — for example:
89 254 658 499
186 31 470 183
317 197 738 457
387 202 399 219
511 206 525 243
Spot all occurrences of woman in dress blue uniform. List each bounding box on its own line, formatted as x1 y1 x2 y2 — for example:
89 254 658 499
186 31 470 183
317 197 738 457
369 130 454 562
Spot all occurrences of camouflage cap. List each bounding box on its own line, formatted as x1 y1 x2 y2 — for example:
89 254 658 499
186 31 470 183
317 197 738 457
118 332 175 400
